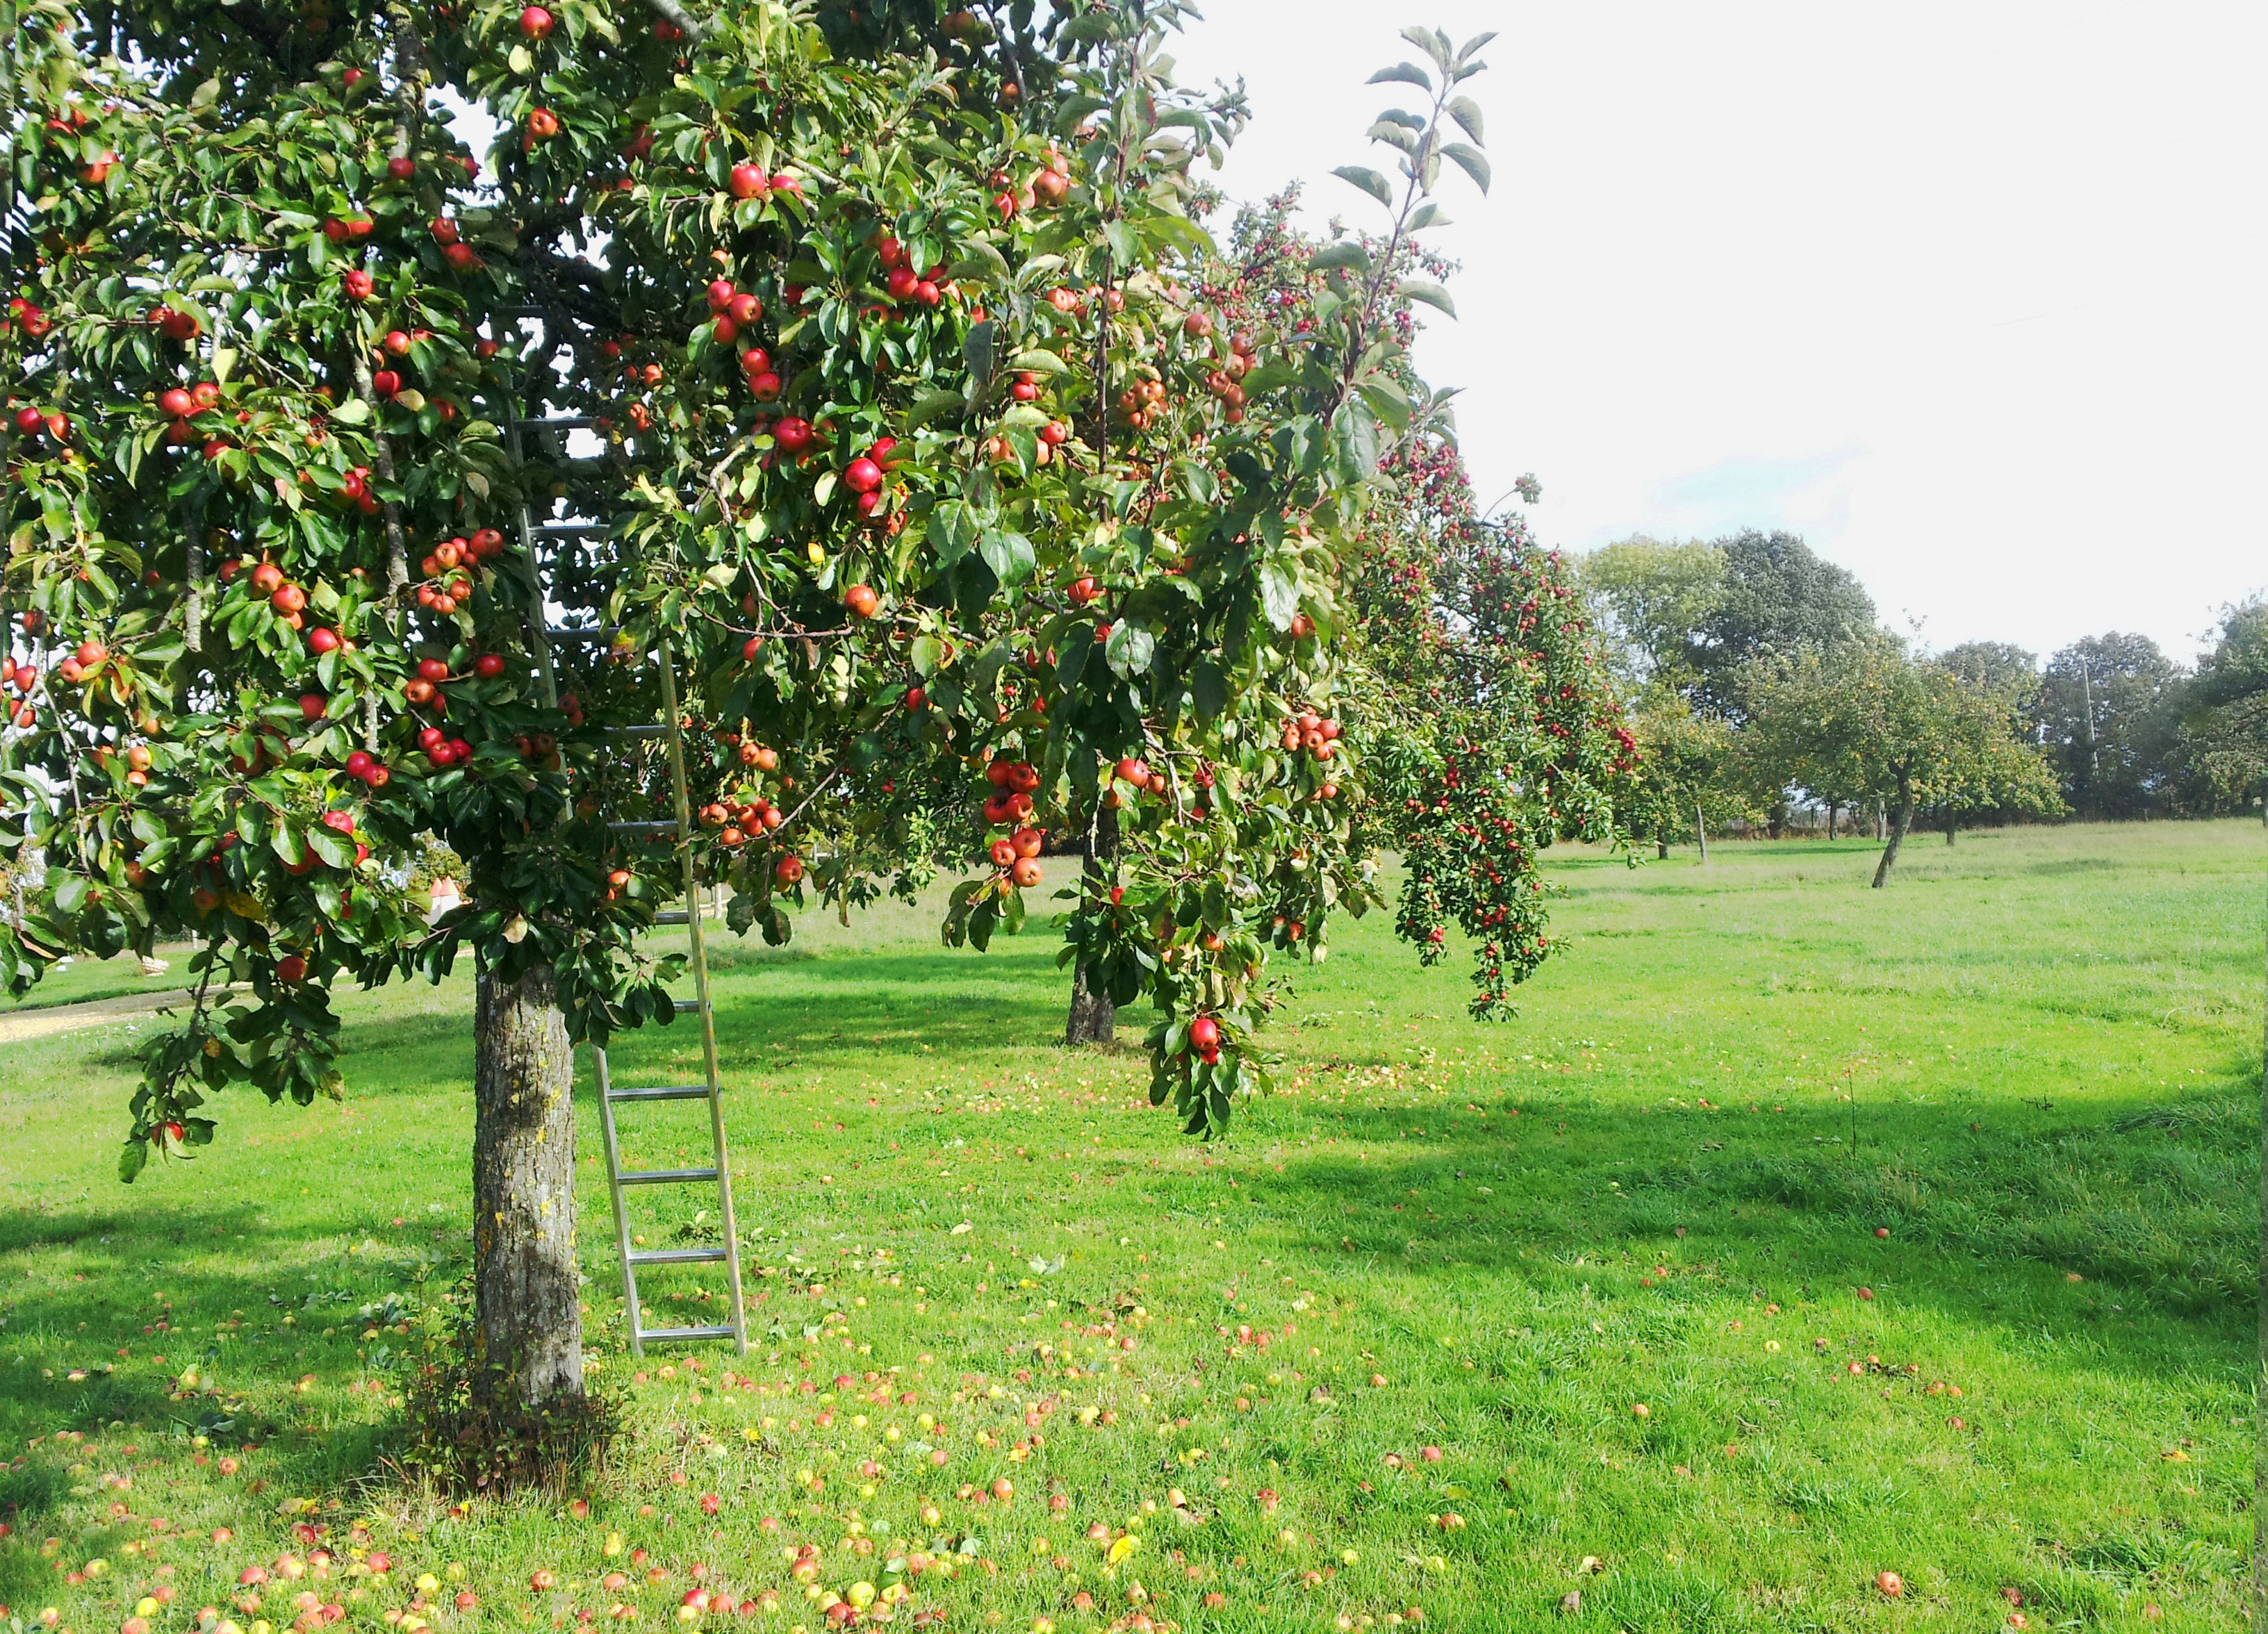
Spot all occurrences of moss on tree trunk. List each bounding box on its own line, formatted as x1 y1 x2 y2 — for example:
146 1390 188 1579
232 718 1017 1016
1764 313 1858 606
472 959 584 1408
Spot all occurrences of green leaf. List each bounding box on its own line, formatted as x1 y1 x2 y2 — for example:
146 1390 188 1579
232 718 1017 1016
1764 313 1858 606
1446 95 1486 145
1238 362 1299 397
1458 30 1499 60
1331 166 1395 208
1104 622 1156 678
212 346 238 386
1402 24 1452 69
1443 142 1492 194
1259 559 1301 632
330 397 370 425
978 530 1035 586
120 1137 149 1184
963 321 999 388
1358 378 1413 431
306 827 355 869
1192 657 1228 722
1008 349 1070 376
1399 280 1457 318
906 390 965 430
1367 62 1431 90
1406 201 1452 231
1310 240 1370 274
1367 121 1420 155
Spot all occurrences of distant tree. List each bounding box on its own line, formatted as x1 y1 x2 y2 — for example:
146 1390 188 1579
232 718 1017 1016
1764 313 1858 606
2175 598 2268 820
1743 636 2060 886
1575 536 1725 692
1688 529 1876 715
2035 634 2187 817
1938 640 2039 705
1622 685 1746 857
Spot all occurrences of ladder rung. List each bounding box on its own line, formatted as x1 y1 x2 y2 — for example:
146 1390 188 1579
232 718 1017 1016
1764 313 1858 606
627 1246 729 1266
654 911 690 925
618 1166 720 1185
606 1084 711 1103
536 522 609 536
636 1324 739 1342
607 723 671 738
546 626 621 641
608 820 680 834
674 999 702 1014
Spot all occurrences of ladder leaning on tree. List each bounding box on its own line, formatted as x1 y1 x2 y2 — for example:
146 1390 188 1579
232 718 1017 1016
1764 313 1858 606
501 363 749 1360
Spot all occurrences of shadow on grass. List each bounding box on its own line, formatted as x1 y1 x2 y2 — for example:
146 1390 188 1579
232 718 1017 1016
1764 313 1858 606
1229 1083 2254 1344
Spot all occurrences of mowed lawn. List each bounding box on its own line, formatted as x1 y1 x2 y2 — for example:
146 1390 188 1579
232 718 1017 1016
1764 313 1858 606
0 820 2259 1633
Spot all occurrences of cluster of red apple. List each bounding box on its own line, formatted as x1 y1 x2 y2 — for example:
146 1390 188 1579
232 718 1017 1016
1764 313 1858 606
3 297 51 338
1111 373 1168 431
1110 754 1169 802
703 277 764 346
979 757 1045 888
427 214 483 273
1 654 41 728
414 529 506 614
9 404 70 445
737 343 782 400
215 560 351 654
1198 323 1260 421
992 147 1070 220
726 162 803 206
840 438 899 522
1281 710 1340 759
1188 1013 1222 1066
873 233 945 308
155 382 223 448
370 326 436 399
698 789 785 848
91 738 156 789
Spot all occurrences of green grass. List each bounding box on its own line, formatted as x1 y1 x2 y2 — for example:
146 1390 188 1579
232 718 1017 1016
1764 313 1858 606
1 820 2259 1633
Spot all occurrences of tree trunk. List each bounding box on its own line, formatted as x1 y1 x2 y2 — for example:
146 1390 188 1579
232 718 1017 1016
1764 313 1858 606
1694 803 1709 862
473 959 584 1408
1656 825 1669 861
1871 774 1915 889
1767 800 1786 840
1066 801 1119 1046
1944 809 1957 845
1827 802 1839 841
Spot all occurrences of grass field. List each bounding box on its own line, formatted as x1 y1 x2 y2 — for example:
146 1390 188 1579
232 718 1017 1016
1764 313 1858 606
1 820 2260 1633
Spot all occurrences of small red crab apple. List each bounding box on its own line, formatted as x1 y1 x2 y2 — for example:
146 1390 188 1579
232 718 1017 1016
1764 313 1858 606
1873 1571 1903 1597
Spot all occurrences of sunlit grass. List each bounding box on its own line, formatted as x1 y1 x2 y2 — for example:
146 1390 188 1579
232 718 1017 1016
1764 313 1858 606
1 820 2258 1631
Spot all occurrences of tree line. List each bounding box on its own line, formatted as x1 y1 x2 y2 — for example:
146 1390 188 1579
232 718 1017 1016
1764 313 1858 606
1578 529 2268 884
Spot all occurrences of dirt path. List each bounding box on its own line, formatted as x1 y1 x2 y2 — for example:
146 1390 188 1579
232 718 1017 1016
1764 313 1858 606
0 989 207 1046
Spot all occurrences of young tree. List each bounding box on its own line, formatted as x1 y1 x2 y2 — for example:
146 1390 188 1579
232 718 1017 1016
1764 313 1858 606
1742 637 2059 887
1622 684 1744 857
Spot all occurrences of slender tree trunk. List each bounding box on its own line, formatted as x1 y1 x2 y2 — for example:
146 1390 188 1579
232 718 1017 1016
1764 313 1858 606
1871 773 1915 889
1066 800 1119 1045
1944 807 1957 845
1656 823 1669 861
1694 803 1709 862
1827 802 1838 841
473 959 584 1408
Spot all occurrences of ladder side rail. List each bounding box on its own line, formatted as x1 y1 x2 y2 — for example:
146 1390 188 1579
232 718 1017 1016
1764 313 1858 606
592 1046 646 1360
657 641 750 1356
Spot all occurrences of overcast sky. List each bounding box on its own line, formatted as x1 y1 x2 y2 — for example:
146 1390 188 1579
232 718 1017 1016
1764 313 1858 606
1167 3 2266 663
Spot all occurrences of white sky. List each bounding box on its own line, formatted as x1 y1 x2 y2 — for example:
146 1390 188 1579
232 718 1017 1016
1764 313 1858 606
1168 2 2268 664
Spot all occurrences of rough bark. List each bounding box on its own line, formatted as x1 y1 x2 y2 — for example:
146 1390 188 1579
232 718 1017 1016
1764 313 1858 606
1066 801 1119 1046
1871 772 1915 889
473 959 584 1408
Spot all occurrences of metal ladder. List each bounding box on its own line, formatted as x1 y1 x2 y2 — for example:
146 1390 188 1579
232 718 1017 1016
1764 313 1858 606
502 377 748 1359
586 643 748 1357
